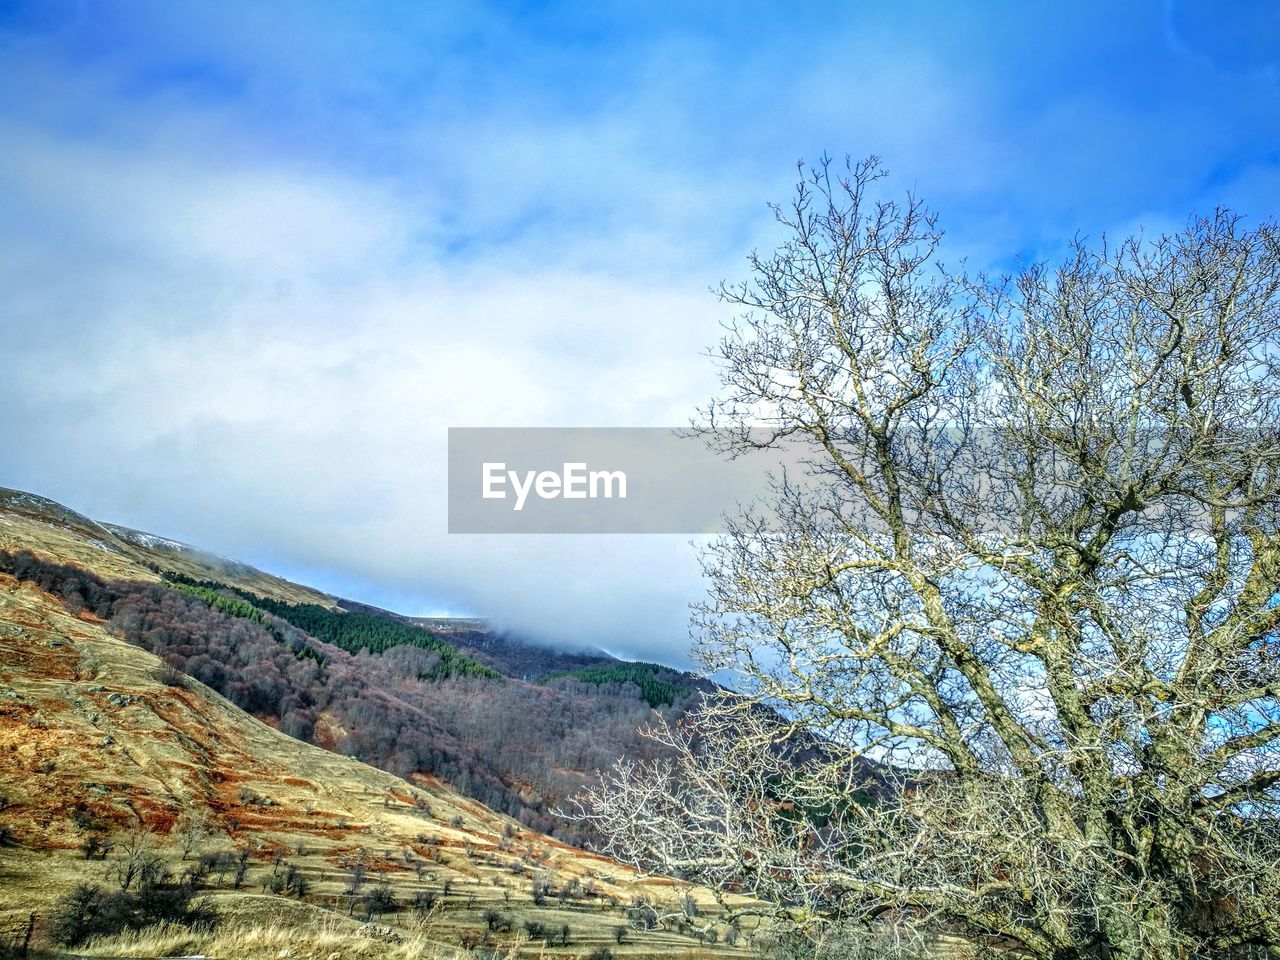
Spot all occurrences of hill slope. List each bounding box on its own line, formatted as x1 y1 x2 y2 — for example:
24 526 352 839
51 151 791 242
0 556 752 958
0 487 335 607
0 488 711 844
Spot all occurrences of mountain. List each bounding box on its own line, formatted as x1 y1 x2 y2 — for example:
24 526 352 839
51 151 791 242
0 529 753 958
0 488 711 846
0 488 334 607
403 618 622 682
334 598 622 680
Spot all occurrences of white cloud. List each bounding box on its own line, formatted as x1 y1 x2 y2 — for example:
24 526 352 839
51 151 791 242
0 115 726 657
2 0 1278 662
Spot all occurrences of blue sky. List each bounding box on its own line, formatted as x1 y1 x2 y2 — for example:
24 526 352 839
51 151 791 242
1 0 1278 662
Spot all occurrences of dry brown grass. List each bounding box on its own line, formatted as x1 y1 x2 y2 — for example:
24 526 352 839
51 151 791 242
77 912 462 960
0 517 759 959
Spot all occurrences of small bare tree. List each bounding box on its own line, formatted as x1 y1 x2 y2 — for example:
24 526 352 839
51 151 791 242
111 828 166 892
172 807 211 861
574 157 1280 960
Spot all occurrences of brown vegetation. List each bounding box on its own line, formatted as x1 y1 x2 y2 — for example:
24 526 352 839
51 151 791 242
0 549 755 958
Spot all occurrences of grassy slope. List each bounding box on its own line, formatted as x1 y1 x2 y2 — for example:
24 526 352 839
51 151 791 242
0 489 756 958
0 572 752 958
0 487 334 608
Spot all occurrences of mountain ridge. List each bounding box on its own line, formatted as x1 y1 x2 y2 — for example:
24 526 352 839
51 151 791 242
1 485 695 686
0 548 754 958
0 486 712 845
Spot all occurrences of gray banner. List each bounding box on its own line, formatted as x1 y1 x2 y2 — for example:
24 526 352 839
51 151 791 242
448 428 778 533
448 425 1261 534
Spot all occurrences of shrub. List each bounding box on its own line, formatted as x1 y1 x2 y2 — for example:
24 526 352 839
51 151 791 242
153 661 186 688
412 890 439 917
69 802 101 831
530 873 551 906
482 909 512 933
269 862 310 897
364 884 396 919
49 882 216 946
82 833 111 860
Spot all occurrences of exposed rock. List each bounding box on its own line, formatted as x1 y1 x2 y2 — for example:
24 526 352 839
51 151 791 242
359 924 400 943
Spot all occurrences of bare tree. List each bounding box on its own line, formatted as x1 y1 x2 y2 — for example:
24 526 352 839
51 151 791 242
232 848 250 889
412 888 440 921
573 157 1280 960
111 828 166 892
172 807 211 861
364 883 395 921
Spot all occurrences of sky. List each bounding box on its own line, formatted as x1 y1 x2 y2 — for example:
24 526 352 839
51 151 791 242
1 0 1278 666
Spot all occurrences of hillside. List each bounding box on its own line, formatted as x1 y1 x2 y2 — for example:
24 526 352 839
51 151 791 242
402 618 620 682
0 488 335 607
0 488 711 844
0 560 756 958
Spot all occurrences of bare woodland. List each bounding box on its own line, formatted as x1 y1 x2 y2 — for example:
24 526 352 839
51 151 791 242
574 158 1280 959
